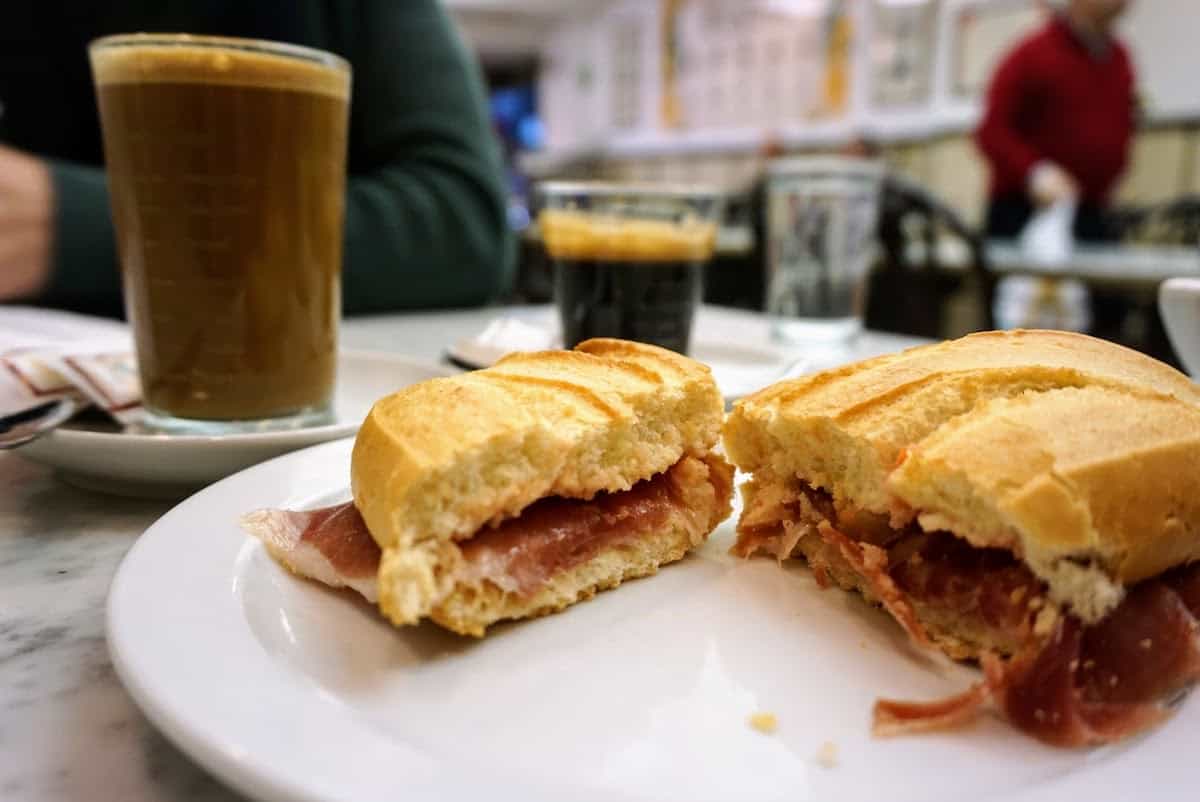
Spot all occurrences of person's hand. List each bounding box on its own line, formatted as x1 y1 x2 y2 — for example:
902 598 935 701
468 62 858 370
1028 161 1079 207
0 145 53 300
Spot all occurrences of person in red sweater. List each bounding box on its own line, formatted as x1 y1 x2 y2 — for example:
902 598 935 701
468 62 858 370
976 0 1135 242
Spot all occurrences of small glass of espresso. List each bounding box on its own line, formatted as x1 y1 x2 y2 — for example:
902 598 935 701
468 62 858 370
537 182 723 355
89 34 350 433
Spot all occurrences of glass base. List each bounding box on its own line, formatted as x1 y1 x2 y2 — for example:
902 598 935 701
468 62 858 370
770 315 862 346
139 403 334 435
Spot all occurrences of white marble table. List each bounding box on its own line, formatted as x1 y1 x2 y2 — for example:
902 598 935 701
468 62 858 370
0 305 925 802
904 238 1200 283
985 241 1200 283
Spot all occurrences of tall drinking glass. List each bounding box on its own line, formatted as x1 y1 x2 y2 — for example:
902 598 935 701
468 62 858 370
89 34 350 432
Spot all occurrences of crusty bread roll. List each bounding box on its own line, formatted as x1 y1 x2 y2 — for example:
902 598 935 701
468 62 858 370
725 329 1200 635
726 329 1200 518
352 338 732 634
889 385 1200 621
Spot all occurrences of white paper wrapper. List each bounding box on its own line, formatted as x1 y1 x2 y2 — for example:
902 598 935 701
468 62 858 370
449 317 559 368
1019 198 1076 265
0 307 143 425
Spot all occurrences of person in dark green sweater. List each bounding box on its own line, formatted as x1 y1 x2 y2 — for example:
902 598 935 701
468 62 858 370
0 0 514 318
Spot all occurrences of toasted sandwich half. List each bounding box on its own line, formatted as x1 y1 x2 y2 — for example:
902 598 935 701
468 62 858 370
724 329 1200 746
243 338 733 636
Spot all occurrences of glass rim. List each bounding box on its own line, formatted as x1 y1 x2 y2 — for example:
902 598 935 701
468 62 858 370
537 180 726 200
88 33 350 72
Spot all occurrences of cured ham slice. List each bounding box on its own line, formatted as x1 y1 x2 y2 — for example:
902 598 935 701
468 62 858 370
1077 581 1200 706
816 521 934 649
873 682 993 737
738 479 1200 746
456 457 700 596
242 503 380 602
871 561 1200 746
243 455 723 605
869 566 1200 746
888 532 1041 648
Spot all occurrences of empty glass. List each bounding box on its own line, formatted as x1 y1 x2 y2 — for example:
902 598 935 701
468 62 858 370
765 157 884 345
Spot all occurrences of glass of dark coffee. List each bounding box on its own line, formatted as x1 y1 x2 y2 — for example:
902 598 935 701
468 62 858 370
537 182 722 355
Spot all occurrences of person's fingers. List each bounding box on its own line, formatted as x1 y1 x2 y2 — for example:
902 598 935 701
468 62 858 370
1030 163 1079 206
0 227 52 299
0 146 54 298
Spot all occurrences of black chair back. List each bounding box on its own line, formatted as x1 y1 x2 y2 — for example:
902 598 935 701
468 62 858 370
867 175 995 338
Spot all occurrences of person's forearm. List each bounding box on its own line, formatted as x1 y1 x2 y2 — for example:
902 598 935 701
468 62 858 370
0 146 54 301
343 163 514 314
336 0 514 316
41 160 123 316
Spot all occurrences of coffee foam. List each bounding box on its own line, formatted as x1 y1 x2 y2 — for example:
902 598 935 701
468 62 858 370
539 209 716 262
91 41 349 99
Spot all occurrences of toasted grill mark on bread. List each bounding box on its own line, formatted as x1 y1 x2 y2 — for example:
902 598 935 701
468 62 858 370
478 372 623 419
494 347 611 372
584 356 668 387
574 337 691 379
755 356 889 408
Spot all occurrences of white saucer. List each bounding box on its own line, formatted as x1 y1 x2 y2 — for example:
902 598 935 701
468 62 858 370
107 438 1197 802
17 350 451 497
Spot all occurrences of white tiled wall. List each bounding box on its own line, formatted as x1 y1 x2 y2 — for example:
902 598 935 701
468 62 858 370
536 0 1200 212
1117 128 1193 206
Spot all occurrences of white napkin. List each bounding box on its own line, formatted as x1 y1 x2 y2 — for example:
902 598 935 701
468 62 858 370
0 306 141 423
450 317 559 368
1019 198 1076 265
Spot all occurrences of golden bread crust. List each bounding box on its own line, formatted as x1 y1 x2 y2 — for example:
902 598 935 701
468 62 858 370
724 329 1200 622
889 386 1200 619
352 339 723 553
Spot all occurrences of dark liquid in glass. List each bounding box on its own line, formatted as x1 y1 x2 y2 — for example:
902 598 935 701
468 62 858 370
554 258 703 354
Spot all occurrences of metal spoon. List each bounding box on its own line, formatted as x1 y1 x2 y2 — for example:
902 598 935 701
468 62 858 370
0 397 80 450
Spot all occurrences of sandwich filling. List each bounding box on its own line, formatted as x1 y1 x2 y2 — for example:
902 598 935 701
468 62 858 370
244 453 731 610
735 477 1200 746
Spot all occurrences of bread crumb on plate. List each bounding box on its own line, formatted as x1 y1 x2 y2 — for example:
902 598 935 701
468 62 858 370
748 712 778 734
815 740 839 768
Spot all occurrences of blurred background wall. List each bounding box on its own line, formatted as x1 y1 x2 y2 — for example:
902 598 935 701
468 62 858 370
447 0 1200 226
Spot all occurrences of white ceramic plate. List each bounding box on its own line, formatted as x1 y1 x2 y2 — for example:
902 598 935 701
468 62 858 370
108 439 1198 802
18 351 451 496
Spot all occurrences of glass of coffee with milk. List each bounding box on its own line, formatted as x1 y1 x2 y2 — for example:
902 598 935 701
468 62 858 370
89 34 350 433
537 182 723 355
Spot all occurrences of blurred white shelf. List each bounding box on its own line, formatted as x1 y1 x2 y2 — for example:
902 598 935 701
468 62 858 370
904 239 1200 282
986 242 1200 283
522 109 985 174
521 102 1196 180
606 119 858 156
